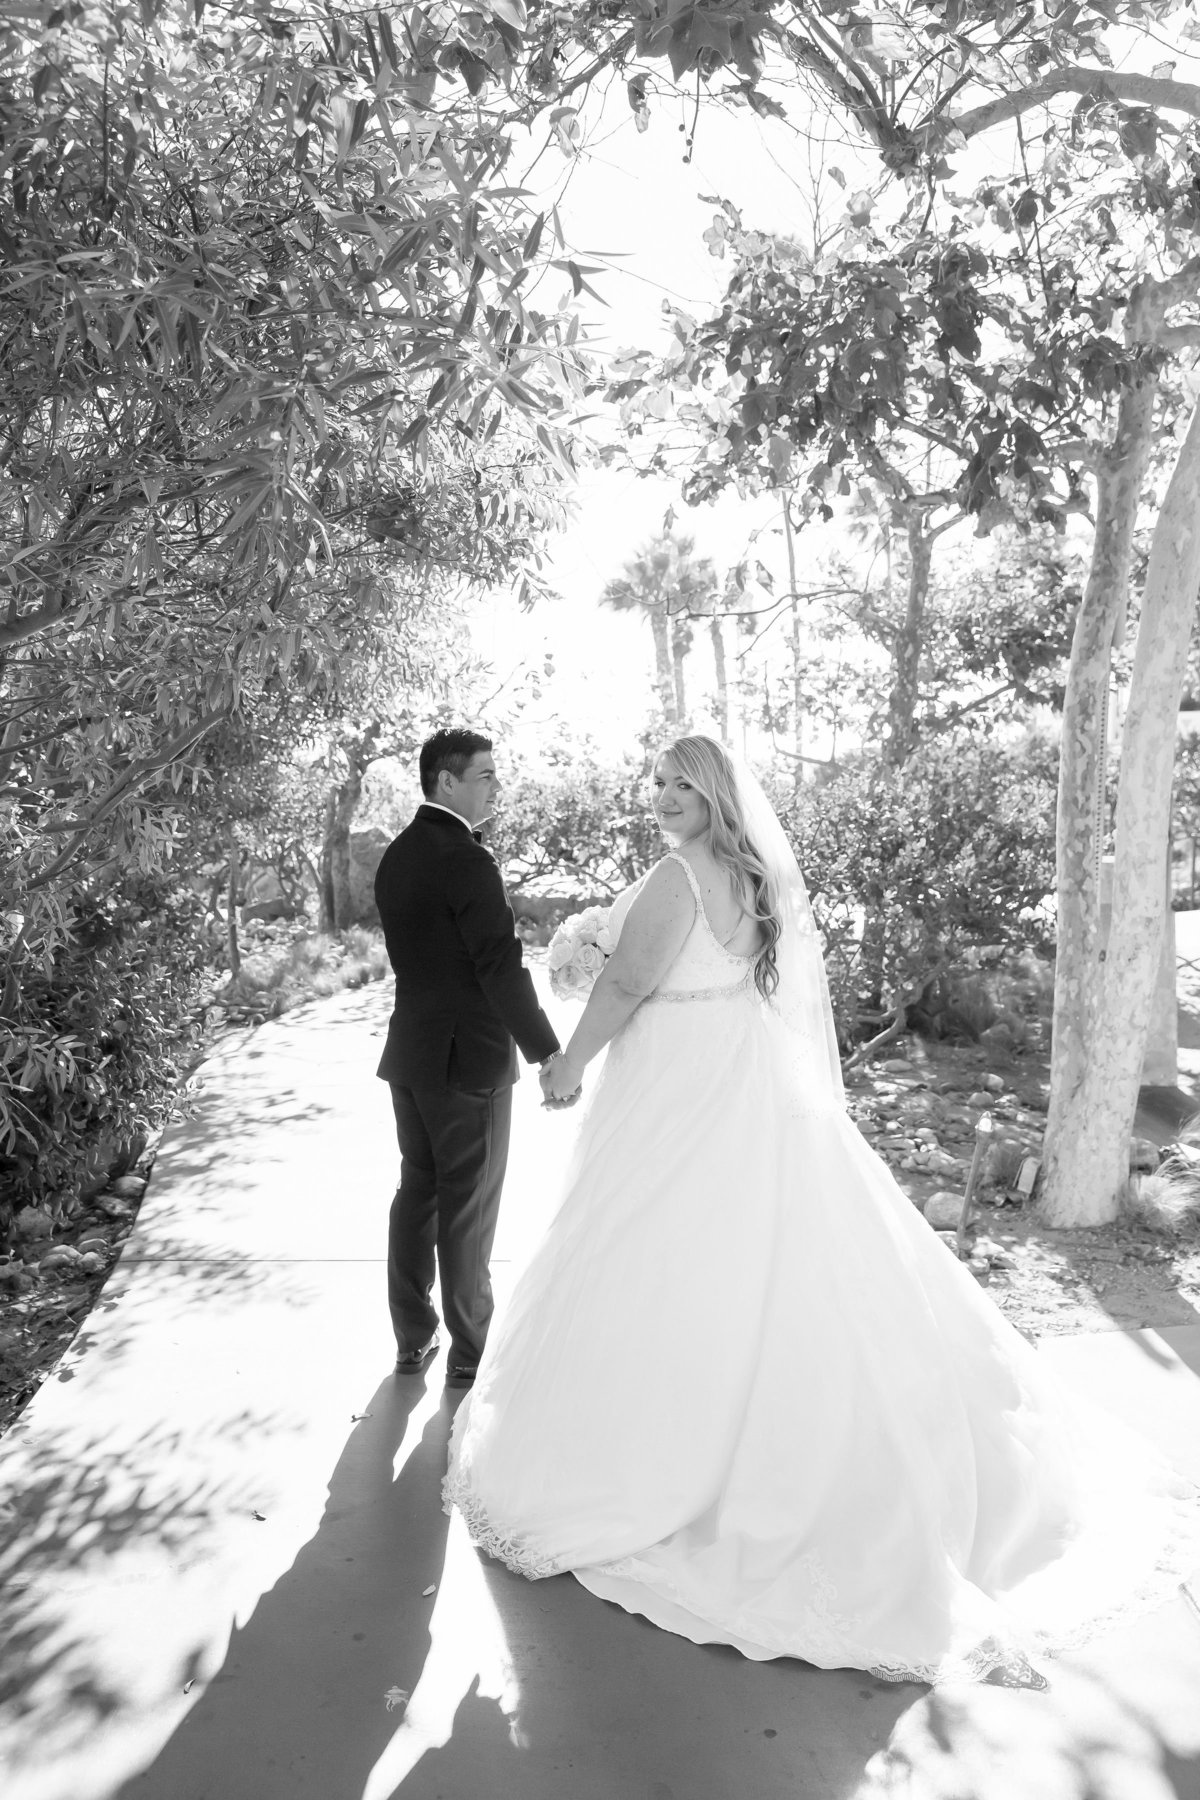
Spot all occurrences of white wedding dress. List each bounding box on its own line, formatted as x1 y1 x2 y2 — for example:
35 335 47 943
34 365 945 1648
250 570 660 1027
444 852 1200 1685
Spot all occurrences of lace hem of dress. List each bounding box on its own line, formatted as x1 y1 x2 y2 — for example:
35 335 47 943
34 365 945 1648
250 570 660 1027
441 1468 564 1580
445 1420 1200 1685
597 1490 1200 1687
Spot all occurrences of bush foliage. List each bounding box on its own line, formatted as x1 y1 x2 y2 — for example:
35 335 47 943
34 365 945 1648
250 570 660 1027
1 875 209 1232
778 728 1058 1044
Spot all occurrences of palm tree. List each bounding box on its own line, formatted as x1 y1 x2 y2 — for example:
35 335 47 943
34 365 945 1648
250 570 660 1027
599 533 719 729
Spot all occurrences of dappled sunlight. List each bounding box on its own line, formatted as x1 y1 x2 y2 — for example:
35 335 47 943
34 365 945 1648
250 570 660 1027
853 1646 1200 1800
0 1410 281 1784
359 1510 522 1800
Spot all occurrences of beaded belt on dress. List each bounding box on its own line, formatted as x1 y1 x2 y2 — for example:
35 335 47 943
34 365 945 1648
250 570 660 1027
644 969 755 1004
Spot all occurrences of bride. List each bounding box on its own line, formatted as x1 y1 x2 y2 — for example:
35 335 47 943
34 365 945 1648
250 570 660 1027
443 733 1200 1685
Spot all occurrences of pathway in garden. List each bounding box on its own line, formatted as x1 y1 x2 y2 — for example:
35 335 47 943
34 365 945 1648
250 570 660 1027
2 974 1200 1800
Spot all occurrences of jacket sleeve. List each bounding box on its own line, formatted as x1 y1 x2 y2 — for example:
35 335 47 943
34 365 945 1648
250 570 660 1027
445 844 560 1065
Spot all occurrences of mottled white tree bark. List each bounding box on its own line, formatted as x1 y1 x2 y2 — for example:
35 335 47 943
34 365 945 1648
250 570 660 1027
1043 342 1200 1224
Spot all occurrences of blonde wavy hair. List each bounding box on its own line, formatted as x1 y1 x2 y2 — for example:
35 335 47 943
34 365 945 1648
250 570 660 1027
656 734 782 1000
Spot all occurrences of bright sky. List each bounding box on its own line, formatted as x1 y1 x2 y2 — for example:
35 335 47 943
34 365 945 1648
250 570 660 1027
470 22 1200 762
472 74 866 757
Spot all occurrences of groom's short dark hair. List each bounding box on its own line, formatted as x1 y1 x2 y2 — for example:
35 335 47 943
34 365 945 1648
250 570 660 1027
420 728 493 797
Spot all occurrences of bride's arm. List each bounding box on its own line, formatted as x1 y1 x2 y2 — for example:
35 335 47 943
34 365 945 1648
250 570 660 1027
549 860 695 1093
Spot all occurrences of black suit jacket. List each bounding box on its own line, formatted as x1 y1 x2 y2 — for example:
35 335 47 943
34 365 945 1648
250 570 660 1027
374 805 559 1090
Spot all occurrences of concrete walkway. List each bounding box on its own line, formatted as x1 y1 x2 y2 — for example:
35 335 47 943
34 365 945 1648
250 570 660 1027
2 976 1200 1800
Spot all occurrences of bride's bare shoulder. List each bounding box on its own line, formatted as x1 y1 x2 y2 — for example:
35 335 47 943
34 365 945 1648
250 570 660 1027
632 854 696 912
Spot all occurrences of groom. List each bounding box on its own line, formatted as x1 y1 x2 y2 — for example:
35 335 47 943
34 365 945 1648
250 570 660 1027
374 728 569 1387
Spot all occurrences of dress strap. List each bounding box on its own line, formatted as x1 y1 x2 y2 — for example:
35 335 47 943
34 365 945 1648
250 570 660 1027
663 850 704 908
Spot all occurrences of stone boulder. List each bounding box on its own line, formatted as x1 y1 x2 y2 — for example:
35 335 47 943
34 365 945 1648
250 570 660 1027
1128 1137 1160 1174
346 827 392 926
923 1190 965 1230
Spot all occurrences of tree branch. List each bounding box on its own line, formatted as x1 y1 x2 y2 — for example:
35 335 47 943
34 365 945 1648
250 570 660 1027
27 707 231 891
778 25 899 157
0 595 67 650
949 67 1200 142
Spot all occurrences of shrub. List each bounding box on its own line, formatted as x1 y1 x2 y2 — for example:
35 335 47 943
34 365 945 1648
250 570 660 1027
213 926 390 1024
778 728 1058 1046
490 746 662 899
0 875 210 1236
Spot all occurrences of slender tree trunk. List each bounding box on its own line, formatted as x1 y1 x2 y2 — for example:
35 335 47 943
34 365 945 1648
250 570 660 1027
710 614 729 743
857 512 933 1015
323 768 364 930
790 595 804 792
1042 394 1200 1224
299 850 324 917
671 617 690 725
883 511 932 770
649 604 675 722
318 793 337 934
783 499 805 787
226 834 241 979
318 726 379 931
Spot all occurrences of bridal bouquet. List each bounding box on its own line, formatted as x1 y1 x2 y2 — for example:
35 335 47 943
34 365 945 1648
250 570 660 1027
547 905 614 1000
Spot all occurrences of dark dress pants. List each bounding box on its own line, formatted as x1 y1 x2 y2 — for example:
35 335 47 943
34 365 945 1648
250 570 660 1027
387 1081 513 1368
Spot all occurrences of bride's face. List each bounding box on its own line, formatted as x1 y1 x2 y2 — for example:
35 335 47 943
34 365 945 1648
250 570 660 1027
651 758 709 844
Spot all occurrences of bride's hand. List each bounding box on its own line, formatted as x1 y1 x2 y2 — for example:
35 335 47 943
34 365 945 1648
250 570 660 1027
542 1053 583 1105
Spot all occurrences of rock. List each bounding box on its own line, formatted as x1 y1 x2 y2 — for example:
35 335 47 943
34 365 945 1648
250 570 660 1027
110 1176 147 1201
80 1128 147 1201
76 1252 106 1276
923 1190 965 1230
982 1073 1006 1094
95 1197 134 1221
966 1091 992 1108
971 1237 1017 1269
979 1023 1017 1052
925 1149 963 1177
934 1230 961 1253
76 1233 111 1256
37 1245 81 1272
13 1207 52 1242
915 1128 940 1146
240 896 294 925
345 826 392 927
983 1139 1025 1189
1128 1138 1160 1173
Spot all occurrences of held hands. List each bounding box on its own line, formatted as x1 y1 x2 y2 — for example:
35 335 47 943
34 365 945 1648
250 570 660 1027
539 1051 583 1109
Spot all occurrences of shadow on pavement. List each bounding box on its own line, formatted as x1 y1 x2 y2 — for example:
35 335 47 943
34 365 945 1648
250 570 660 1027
115 1371 453 1800
110 1381 917 1800
0 1407 282 1748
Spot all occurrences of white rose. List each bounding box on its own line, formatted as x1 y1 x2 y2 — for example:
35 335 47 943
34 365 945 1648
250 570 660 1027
576 942 605 978
550 961 588 1000
547 931 576 971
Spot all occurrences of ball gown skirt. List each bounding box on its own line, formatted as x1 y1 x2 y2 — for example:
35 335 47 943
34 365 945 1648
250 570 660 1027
443 979 1200 1686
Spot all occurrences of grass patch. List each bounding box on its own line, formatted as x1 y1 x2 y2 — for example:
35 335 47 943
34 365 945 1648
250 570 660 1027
214 926 390 1025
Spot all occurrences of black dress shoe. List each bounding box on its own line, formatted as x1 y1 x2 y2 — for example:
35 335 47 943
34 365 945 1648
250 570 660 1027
395 1335 438 1372
445 1364 477 1389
